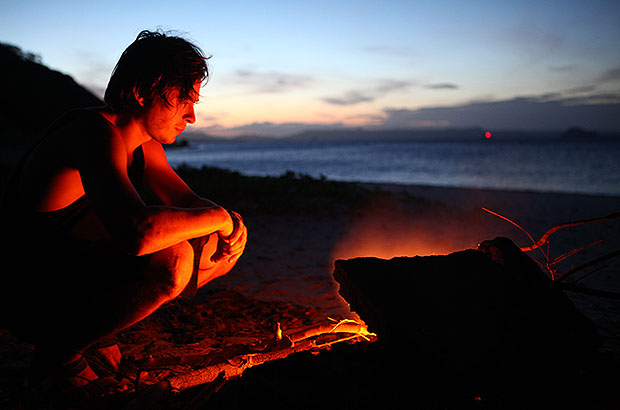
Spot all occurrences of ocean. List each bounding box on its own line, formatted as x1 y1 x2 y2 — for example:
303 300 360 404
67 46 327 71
165 138 620 197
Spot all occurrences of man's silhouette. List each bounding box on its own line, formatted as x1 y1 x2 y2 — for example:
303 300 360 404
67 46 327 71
1 30 247 394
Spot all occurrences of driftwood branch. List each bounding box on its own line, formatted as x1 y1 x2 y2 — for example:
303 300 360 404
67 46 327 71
552 240 603 265
481 207 551 268
483 208 620 281
134 319 376 392
521 211 620 252
556 248 620 283
481 207 537 246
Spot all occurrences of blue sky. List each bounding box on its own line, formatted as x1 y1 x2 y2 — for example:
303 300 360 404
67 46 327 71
1 0 619 135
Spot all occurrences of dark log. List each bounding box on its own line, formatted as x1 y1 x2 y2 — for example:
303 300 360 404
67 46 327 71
333 237 602 395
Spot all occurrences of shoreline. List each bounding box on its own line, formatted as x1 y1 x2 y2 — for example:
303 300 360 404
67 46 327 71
358 179 620 200
356 180 620 226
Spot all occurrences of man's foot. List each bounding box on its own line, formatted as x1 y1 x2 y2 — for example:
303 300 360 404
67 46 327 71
29 351 122 403
41 354 98 387
29 348 97 386
89 341 123 372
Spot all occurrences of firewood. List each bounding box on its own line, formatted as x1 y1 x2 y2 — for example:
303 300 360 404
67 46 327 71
140 319 375 392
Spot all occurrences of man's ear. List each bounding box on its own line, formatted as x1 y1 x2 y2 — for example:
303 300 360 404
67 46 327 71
132 87 145 107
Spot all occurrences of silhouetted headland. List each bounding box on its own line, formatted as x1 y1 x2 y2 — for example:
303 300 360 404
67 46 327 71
0 43 103 154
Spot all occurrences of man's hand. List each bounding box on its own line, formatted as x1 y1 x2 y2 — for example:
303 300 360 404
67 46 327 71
212 210 247 263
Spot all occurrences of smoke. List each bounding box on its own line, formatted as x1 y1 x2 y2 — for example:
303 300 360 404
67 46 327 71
330 193 489 262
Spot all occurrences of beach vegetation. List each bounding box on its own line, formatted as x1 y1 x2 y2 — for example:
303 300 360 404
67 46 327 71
172 164 372 215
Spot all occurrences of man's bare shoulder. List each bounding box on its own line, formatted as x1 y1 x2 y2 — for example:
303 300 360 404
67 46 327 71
36 109 116 151
141 139 166 157
54 109 118 139
33 109 125 170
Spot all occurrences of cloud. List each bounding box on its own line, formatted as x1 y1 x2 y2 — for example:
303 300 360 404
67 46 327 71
562 85 597 95
323 91 375 106
323 79 414 106
599 65 620 83
198 121 344 138
380 94 620 131
344 112 387 125
425 83 459 90
376 80 413 93
232 69 313 93
559 93 620 106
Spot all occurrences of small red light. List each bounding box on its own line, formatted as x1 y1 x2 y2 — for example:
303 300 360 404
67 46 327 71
484 131 492 139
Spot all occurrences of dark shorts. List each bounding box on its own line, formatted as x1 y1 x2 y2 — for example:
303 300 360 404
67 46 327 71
1 224 207 344
1 229 147 340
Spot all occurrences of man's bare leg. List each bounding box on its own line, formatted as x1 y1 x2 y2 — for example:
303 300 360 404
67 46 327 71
74 241 194 349
31 241 195 382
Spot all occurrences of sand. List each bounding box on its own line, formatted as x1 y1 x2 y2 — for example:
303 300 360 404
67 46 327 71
1 171 619 408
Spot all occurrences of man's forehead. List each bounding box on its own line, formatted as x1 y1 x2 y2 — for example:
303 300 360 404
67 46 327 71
164 82 201 101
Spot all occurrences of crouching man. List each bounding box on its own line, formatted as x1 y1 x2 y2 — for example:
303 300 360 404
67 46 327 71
0 30 247 395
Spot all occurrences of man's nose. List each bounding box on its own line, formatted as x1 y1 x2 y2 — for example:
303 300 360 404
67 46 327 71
185 105 196 124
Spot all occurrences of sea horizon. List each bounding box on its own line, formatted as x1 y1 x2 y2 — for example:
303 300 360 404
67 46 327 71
165 137 620 197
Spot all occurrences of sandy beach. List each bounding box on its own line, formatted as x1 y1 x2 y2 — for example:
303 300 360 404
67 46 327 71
1 166 619 408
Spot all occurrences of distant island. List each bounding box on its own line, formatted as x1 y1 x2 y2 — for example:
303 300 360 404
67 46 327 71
179 126 620 144
560 127 599 140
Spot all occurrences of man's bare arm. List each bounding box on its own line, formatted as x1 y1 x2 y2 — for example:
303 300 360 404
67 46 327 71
75 128 234 256
141 140 218 208
140 139 247 258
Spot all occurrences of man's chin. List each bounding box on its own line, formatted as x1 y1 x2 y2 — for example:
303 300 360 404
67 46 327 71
162 133 179 145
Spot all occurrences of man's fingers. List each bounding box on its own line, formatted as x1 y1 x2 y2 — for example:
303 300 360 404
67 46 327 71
229 214 246 242
212 210 246 264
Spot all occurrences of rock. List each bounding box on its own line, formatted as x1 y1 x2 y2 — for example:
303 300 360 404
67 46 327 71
333 237 601 396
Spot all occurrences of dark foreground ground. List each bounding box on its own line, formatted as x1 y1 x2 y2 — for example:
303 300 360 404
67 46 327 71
1 165 619 409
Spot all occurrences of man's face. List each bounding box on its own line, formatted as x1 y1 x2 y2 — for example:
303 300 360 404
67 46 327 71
141 81 200 144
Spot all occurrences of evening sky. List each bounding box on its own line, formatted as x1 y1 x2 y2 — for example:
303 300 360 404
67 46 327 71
1 0 619 136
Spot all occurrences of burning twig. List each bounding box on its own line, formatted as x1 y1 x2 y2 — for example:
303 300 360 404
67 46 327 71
286 318 376 343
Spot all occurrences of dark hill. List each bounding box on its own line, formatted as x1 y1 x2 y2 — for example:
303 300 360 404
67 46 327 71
0 42 103 149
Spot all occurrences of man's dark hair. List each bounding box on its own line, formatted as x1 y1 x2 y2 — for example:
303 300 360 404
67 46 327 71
104 29 209 111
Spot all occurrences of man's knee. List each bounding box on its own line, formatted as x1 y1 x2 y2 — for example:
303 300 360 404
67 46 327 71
149 241 194 299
